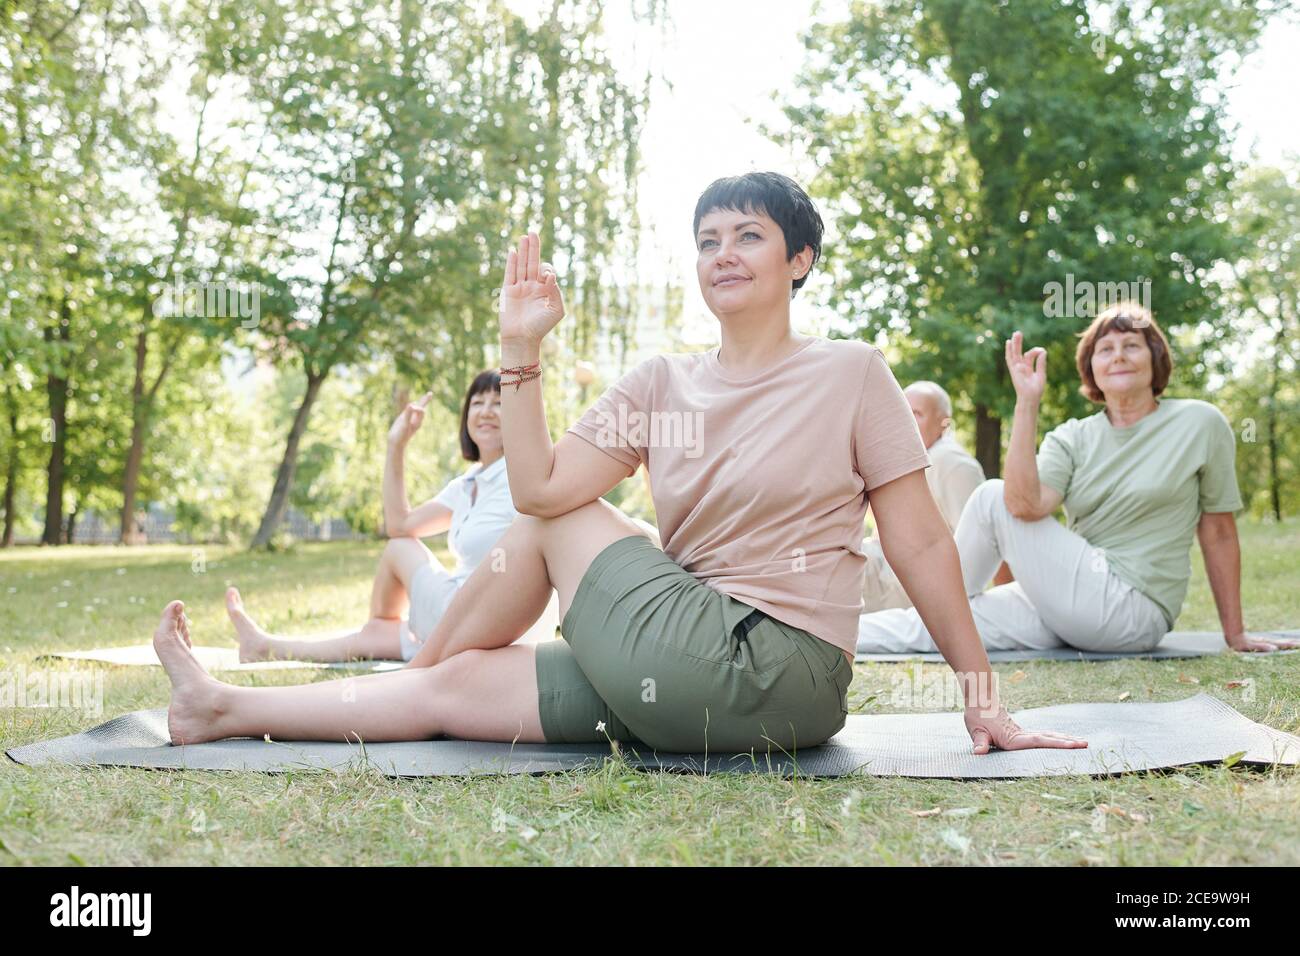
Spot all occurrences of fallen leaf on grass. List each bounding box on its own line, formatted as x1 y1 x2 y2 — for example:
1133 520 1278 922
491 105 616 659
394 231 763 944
1177 674 1200 684
1118 691 1131 701
907 807 942 818
1009 670 1027 684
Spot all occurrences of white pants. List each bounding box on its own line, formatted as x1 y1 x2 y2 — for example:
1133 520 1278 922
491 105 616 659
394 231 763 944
857 479 1169 654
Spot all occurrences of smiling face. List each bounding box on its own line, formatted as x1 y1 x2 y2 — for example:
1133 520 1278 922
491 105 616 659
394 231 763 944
695 207 811 317
466 388 502 457
1090 329 1155 400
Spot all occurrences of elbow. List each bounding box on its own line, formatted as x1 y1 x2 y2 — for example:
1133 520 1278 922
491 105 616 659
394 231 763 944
512 490 561 519
1001 485 1027 519
1002 491 1042 522
1004 499 1037 521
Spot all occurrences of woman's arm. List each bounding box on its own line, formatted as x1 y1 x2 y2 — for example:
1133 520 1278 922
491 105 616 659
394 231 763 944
389 490 453 539
1198 511 1300 652
498 233 631 517
383 393 453 538
870 469 1088 753
1002 332 1064 520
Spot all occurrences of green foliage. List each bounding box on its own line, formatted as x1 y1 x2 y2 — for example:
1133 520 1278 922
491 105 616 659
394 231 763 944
1 0 654 544
784 0 1271 468
1213 164 1300 519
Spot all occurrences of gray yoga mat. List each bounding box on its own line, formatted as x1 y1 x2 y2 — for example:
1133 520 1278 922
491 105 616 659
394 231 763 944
7 693 1298 778
855 629 1300 663
39 645 403 672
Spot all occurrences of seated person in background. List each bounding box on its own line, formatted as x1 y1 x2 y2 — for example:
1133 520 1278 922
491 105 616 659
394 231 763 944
859 302 1300 656
226 371 558 662
861 381 985 611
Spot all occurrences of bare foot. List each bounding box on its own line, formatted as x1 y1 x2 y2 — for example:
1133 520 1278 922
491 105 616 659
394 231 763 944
153 600 228 745
226 586 273 662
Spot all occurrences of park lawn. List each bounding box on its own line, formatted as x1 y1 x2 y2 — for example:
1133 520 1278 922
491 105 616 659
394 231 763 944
1 524 1298 866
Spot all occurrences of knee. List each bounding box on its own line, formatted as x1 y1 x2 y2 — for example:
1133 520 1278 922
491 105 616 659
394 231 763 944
424 648 490 702
384 536 422 558
967 478 1007 519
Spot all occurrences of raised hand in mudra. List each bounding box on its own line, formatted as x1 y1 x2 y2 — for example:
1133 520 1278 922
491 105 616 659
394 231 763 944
499 232 565 345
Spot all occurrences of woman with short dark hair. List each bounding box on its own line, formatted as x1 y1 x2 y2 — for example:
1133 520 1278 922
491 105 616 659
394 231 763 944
149 172 1085 757
859 301 1298 655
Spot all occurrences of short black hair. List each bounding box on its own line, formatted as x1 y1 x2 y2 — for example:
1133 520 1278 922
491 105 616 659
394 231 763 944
459 369 501 461
692 171 824 297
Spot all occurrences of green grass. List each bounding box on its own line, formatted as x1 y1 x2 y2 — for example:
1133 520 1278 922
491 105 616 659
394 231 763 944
1 524 1298 866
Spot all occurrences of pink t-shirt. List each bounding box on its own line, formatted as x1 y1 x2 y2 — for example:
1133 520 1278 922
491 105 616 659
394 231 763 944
567 336 930 659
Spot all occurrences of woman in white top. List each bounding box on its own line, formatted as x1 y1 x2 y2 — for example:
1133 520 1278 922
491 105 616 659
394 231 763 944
226 370 554 662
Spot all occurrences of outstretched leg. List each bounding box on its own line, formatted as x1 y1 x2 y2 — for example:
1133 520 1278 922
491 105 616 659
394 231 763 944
227 538 440 662
157 499 653 744
156 600 545 744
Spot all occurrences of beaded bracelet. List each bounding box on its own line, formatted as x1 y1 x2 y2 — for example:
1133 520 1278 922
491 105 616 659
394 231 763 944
500 367 542 392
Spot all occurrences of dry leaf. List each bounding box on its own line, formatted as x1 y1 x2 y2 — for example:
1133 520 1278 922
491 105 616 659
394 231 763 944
1009 670 1028 683
1118 691 1131 701
1177 673 1200 684
908 807 942 818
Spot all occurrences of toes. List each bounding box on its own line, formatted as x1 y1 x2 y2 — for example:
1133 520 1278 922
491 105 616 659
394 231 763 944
161 600 185 630
225 586 242 610
158 601 192 649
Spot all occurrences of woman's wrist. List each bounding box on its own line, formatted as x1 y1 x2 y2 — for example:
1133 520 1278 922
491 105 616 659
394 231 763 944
500 339 542 367
1014 396 1041 415
958 671 1001 716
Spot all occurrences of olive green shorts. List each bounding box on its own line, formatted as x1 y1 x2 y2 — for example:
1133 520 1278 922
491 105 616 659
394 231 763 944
535 534 852 754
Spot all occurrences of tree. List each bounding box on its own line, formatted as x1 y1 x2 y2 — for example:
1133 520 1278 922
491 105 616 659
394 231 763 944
113 1 264 543
784 0 1273 473
205 0 651 547
1222 164 1300 520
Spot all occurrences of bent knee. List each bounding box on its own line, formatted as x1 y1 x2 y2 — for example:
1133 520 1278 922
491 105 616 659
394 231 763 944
531 497 649 539
966 478 1008 518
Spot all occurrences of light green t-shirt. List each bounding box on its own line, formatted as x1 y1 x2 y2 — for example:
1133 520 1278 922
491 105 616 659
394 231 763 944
1036 398 1242 627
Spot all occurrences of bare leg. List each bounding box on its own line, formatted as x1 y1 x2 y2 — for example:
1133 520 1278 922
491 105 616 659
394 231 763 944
227 539 440 662
157 500 651 744
412 499 654 666
155 600 545 744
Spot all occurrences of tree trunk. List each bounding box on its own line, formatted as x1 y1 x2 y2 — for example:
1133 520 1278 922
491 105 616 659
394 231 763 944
41 295 72 546
974 402 1002 478
2 393 16 547
119 324 173 544
249 371 328 549
65 505 78 545
1267 319 1282 522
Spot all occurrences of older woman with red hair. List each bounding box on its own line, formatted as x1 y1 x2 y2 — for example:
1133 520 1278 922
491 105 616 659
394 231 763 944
859 301 1299 655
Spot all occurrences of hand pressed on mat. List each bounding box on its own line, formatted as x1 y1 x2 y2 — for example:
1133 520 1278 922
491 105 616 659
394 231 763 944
965 704 1089 756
